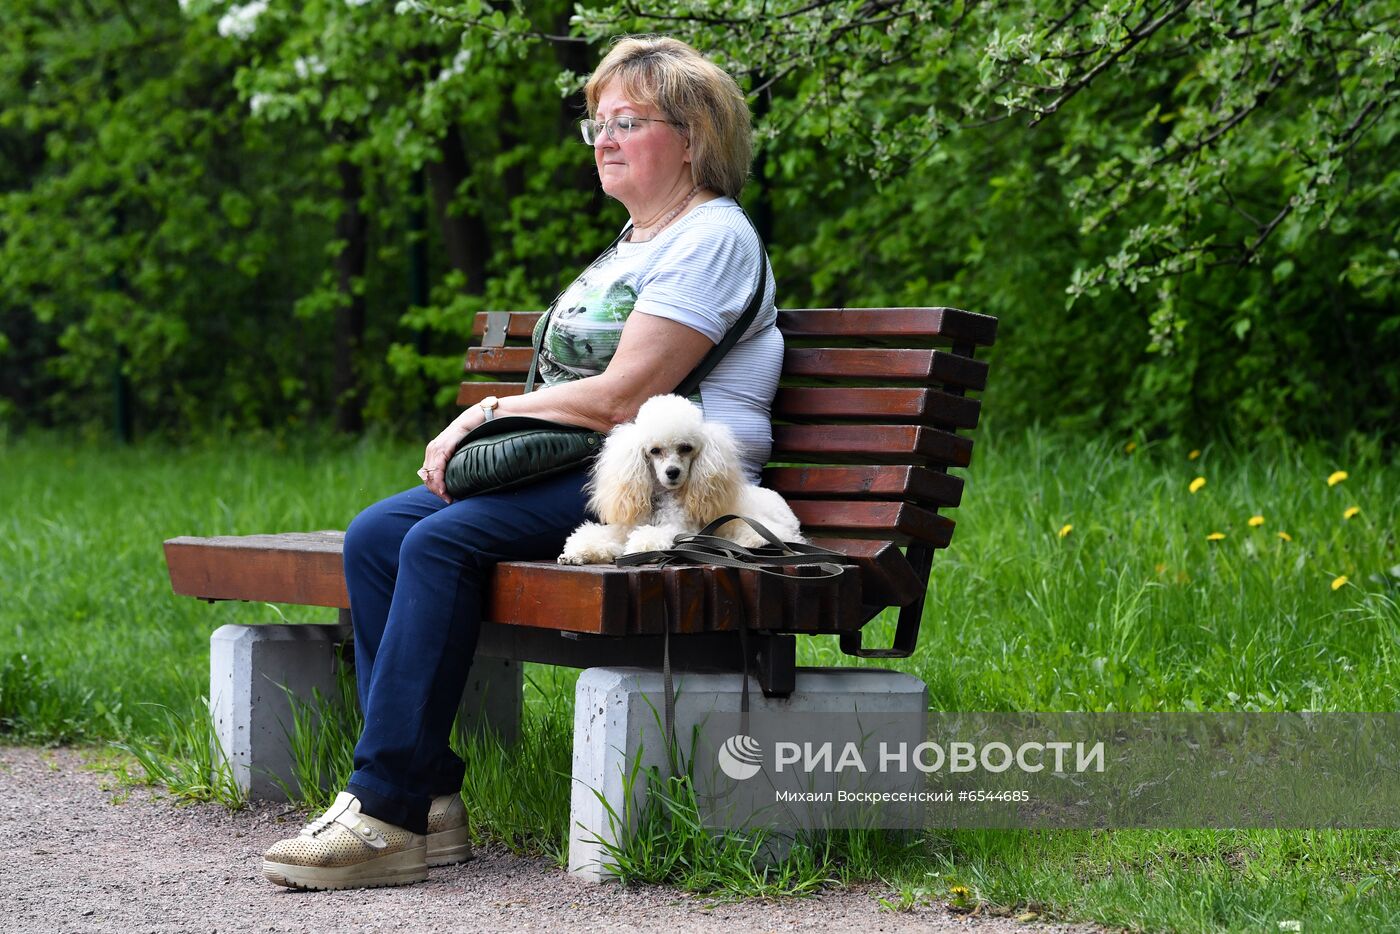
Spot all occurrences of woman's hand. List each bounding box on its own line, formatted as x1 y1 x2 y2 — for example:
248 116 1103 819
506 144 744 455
418 415 475 504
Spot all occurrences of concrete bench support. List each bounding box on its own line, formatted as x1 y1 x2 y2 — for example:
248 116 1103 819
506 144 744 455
567 666 928 882
210 622 522 802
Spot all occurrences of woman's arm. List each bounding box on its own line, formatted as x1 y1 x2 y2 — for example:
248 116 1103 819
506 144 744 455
419 312 713 502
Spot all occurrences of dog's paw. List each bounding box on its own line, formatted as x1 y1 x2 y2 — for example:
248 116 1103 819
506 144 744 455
731 528 769 549
623 526 681 555
558 544 620 565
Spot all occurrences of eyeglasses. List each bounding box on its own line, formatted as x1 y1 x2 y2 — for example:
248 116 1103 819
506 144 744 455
579 114 685 145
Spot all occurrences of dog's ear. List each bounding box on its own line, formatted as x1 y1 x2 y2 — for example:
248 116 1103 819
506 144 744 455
681 420 743 526
588 421 653 527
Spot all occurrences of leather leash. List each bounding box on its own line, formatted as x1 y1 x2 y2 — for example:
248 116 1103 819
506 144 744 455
615 515 854 772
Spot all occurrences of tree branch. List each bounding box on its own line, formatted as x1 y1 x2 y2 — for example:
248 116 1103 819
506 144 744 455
1028 0 1192 126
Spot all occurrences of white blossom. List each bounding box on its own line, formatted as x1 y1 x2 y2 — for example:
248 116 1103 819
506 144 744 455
248 92 272 116
218 2 268 41
293 56 328 80
434 49 472 85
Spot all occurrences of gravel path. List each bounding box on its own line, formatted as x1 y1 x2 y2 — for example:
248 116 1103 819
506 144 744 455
1 746 1107 933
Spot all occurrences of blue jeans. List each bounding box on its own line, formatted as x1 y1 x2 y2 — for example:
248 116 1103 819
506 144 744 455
341 466 592 834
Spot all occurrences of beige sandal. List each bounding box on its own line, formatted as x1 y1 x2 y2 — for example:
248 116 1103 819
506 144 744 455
262 792 427 891
426 792 473 867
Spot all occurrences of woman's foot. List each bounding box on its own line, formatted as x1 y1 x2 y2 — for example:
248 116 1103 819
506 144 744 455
262 792 427 891
427 792 473 867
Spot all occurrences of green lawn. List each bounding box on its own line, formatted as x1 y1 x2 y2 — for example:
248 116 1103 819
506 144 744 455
2 425 1397 931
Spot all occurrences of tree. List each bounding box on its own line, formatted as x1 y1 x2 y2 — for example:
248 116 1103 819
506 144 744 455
3 1 1396 440
0 0 331 434
417 0 1400 437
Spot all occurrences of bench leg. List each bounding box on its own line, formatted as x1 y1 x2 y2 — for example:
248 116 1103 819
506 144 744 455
210 622 352 803
566 666 928 882
211 621 524 802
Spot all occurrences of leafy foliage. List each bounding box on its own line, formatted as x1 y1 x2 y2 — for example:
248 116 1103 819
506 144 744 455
2 1 1396 439
560 0 1400 436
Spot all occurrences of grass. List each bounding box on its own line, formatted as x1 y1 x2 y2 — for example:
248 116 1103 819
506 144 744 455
2 423 1398 930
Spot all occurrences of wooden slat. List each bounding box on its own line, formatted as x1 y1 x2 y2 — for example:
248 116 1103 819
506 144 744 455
781 348 988 390
790 501 955 547
619 563 855 634
487 563 631 635
764 465 963 509
779 565 844 631
806 538 923 608
458 382 527 406
772 386 979 429
164 533 350 608
465 347 533 374
772 424 973 468
473 307 998 347
776 307 997 346
664 565 708 635
468 347 988 391
627 570 666 635
470 311 542 341
164 533 874 634
460 383 981 431
705 566 747 633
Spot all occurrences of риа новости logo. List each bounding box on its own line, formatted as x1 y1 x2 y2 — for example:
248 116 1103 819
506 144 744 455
717 734 763 780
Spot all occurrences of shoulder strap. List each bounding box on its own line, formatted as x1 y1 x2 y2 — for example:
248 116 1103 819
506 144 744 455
672 208 767 399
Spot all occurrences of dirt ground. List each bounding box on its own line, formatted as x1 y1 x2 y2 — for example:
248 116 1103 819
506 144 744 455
0 746 1108 933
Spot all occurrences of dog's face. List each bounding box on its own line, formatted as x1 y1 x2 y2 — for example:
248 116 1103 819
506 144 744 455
645 439 700 492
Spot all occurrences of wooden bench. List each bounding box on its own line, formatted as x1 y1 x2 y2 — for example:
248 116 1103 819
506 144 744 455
166 306 996 700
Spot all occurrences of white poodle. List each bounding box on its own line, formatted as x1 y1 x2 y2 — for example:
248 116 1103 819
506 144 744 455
557 394 804 565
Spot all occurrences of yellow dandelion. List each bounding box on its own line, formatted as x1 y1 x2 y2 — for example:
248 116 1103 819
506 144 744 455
1124 441 1137 454
1189 477 1206 494
1188 449 1201 460
1344 506 1360 520
1248 515 1265 527
1331 575 1348 591
1327 470 1348 487
1154 562 1168 575
1277 531 1293 542
950 886 970 897
1207 532 1227 541
1058 524 1073 539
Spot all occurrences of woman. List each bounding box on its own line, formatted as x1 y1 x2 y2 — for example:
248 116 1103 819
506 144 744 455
261 35 782 891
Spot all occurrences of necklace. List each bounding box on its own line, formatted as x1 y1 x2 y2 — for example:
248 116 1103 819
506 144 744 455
629 185 701 243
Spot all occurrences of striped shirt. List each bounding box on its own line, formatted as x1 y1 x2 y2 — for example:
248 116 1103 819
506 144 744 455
535 197 782 482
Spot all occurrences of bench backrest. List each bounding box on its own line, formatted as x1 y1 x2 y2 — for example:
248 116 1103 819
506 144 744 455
459 306 997 655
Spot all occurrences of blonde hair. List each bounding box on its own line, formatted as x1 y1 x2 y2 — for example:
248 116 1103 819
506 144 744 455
584 35 752 200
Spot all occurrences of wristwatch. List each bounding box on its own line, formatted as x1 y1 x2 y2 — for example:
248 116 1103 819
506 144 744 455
478 395 499 422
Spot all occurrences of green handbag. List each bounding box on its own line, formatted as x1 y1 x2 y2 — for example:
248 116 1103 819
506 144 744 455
443 211 767 499
443 415 604 496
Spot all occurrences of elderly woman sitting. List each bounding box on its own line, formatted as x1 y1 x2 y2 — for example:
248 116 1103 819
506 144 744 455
260 34 782 891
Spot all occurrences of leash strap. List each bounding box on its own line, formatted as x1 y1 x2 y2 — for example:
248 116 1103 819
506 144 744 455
659 572 753 775
633 514 855 776
615 515 851 579
663 602 676 776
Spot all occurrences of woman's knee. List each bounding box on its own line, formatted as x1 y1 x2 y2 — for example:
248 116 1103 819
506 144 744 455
396 511 485 578
345 494 412 573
